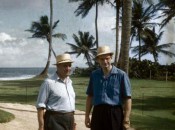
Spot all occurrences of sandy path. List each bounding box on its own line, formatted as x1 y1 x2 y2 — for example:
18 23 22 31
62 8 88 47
0 103 89 130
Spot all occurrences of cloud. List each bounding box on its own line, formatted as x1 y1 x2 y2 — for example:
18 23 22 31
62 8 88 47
97 16 115 33
0 0 47 10
0 32 16 42
0 32 47 67
0 32 87 67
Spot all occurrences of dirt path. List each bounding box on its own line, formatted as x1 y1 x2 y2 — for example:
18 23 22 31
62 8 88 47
0 103 89 130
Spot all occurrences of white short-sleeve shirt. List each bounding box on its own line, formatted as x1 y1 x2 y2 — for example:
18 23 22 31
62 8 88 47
36 73 75 113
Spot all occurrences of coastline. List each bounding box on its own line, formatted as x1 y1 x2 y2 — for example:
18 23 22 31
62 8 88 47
0 67 55 81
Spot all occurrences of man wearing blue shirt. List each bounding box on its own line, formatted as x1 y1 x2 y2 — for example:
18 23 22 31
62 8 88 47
85 46 132 130
36 53 75 130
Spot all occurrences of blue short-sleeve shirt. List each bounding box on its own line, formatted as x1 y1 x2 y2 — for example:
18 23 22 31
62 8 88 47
86 66 131 106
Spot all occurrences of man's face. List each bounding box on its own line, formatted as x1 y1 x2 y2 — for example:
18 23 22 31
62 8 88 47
56 62 72 78
97 54 112 69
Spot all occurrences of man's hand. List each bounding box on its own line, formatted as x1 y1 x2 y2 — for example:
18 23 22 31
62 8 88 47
38 126 44 130
123 118 130 130
85 116 91 128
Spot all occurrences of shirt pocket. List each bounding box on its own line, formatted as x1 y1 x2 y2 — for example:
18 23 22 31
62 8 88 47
108 78 120 96
93 79 103 96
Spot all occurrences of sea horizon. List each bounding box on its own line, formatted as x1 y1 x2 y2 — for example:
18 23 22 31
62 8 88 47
0 67 76 81
0 67 56 81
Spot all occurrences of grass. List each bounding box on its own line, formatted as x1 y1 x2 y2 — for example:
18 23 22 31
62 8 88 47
0 77 175 129
0 109 15 123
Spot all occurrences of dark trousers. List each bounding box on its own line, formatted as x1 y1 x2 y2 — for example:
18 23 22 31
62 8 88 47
91 104 124 130
44 111 74 130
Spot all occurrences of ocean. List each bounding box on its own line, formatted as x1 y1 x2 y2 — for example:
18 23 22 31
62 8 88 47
0 67 56 81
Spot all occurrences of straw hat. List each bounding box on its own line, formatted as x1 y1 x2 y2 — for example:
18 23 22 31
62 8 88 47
54 53 73 65
96 45 113 58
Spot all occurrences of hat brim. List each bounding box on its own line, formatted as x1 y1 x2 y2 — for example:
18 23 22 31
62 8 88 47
96 52 113 58
53 60 73 65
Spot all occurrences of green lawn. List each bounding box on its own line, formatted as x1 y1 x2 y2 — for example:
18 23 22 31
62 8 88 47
0 77 175 130
0 109 15 123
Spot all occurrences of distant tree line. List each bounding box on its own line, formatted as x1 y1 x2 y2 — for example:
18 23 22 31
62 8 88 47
129 58 175 80
73 58 175 81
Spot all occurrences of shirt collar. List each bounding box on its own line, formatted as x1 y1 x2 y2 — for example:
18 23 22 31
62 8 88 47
110 65 119 74
52 72 70 83
100 65 119 75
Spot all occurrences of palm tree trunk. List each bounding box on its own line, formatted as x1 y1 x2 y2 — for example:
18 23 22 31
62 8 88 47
114 0 121 66
120 0 132 74
95 1 99 48
138 33 141 61
50 0 57 58
38 0 53 77
85 53 93 67
39 43 52 76
47 37 57 58
153 53 157 63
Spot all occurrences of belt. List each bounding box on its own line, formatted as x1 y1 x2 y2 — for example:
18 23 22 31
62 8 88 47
46 110 74 115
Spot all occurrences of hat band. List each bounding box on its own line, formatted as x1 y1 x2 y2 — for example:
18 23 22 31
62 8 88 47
57 59 72 63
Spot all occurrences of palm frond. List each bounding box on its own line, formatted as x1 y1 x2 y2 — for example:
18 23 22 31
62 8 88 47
65 51 78 54
74 0 94 18
158 49 175 57
73 33 81 46
66 43 79 51
52 33 67 40
52 20 59 30
157 43 175 50
32 33 46 38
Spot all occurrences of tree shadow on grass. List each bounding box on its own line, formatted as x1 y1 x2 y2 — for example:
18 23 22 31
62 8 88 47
0 78 43 88
0 94 38 105
132 96 175 111
131 113 175 130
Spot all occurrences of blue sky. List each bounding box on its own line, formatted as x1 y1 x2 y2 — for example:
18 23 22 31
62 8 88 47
0 0 174 68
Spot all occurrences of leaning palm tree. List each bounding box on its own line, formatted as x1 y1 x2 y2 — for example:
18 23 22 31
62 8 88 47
72 0 108 48
131 1 158 61
132 27 175 63
26 15 66 76
66 31 97 67
110 0 122 66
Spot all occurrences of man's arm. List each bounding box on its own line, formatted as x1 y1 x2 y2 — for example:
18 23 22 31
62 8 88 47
37 108 45 130
123 97 132 129
85 95 93 128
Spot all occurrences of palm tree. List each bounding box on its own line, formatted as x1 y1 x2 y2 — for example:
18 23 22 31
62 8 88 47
131 27 175 63
26 15 66 76
66 31 97 67
112 0 122 66
50 0 54 57
119 0 132 74
72 0 108 48
131 1 158 61
112 0 154 65
155 0 175 29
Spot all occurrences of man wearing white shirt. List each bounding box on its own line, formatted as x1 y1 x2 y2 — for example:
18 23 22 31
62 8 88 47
36 53 75 130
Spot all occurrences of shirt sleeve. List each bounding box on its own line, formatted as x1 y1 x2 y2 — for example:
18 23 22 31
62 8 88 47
86 73 94 96
36 79 50 109
121 73 132 97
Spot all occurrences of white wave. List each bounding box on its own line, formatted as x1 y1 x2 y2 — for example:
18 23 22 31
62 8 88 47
0 75 36 81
